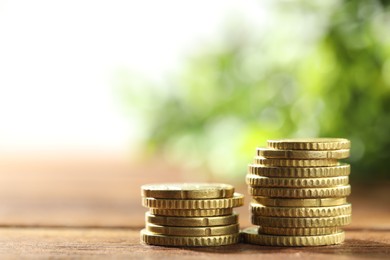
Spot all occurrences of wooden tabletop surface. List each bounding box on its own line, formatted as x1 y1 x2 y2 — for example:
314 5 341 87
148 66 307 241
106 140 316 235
0 154 389 259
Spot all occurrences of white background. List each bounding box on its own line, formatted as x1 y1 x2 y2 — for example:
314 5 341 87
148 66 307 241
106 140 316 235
0 0 265 153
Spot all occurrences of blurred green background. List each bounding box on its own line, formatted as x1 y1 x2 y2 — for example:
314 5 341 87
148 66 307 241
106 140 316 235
119 0 390 181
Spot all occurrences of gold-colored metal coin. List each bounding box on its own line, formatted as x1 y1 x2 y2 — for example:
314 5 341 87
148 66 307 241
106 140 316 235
145 212 238 227
248 185 351 198
141 229 239 247
145 223 239 236
253 197 347 207
250 203 352 217
251 214 351 228
242 227 345 246
254 157 339 167
258 226 342 236
246 175 349 188
248 164 350 178
256 148 350 159
149 208 233 217
141 183 234 199
142 193 244 209
267 138 351 151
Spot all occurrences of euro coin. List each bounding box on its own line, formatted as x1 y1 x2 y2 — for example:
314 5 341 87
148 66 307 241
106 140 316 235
145 223 239 236
258 226 342 236
141 183 234 199
256 148 350 159
251 214 351 227
242 227 345 246
149 208 233 217
142 192 244 209
250 203 352 217
145 212 238 227
248 185 351 198
246 175 349 188
254 157 339 167
252 197 347 207
141 229 240 247
248 164 350 178
267 138 351 151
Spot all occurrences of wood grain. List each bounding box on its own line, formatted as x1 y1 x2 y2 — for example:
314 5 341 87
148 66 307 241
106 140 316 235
0 227 388 259
0 153 389 258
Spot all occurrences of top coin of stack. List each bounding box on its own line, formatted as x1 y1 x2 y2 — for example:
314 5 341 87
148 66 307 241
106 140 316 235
140 183 244 247
242 138 352 246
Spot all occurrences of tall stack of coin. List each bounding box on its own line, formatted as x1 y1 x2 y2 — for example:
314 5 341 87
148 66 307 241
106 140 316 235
140 183 244 247
242 138 352 246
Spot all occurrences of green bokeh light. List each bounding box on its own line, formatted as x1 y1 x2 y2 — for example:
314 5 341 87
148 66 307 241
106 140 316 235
119 0 390 181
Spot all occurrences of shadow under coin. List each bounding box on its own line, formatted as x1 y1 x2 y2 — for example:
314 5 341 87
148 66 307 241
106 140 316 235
186 238 390 258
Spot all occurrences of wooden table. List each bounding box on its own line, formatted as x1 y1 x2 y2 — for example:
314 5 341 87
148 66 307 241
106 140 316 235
0 154 389 259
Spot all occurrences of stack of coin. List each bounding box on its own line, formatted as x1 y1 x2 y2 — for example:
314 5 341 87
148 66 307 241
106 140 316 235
242 138 352 246
140 183 244 247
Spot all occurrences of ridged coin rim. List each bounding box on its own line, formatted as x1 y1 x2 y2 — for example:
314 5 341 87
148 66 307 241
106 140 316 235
251 214 352 227
145 212 239 227
252 197 347 207
149 208 234 217
248 164 350 178
267 138 351 151
141 229 240 247
242 227 345 246
248 185 351 198
254 157 339 167
250 203 352 217
258 226 342 236
257 148 350 159
141 183 235 199
246 175 349 188
142 192 244 209
146 223 240 236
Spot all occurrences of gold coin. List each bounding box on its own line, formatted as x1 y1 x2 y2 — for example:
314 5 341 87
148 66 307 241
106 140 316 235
142 192 244 209
267 138 351 151
149 208 233 217
246 175 349 188
141 229 239 247
145 212 238 227
253 197 347 207
250 203 352 217
256 148 350 159
248 164 350 178
252 214 351 227
254 157 339 167
141 183 234 199
242 227 345 246
258 226 342 236
145 223 239 236
248 185 351 198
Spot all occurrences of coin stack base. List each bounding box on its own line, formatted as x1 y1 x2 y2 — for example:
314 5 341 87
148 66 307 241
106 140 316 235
242 227 345 247
244 138 352 246
140 183 244 247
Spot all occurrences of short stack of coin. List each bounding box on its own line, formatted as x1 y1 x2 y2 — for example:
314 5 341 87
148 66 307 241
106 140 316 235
140 183 244 247
242 138 352 246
